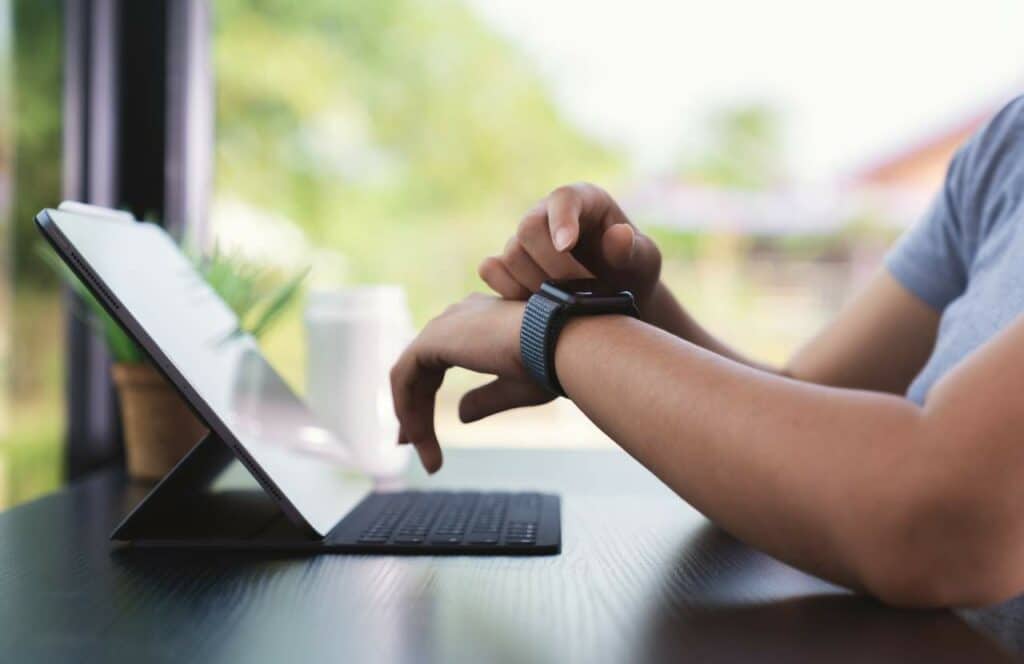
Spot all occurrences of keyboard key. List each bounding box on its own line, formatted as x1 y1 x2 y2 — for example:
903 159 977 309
431 535 463 545
467 535 499 544
393 536 425 544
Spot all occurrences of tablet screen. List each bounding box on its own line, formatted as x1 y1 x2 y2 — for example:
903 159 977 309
41 208 370 536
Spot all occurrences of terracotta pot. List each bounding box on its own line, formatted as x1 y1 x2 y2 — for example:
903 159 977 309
111 363 208 481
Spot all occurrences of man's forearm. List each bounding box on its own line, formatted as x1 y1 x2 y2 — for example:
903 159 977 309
642 280 782 374
645 271 942 394
554 314 935 598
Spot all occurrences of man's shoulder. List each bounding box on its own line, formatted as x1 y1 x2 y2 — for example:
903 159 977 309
988 93 1024 134
955 93 1024 194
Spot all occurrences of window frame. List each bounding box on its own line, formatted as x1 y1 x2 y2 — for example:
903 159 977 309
62 0 211 479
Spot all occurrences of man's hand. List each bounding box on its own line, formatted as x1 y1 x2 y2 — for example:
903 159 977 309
478 183 663 317
390 294 553 473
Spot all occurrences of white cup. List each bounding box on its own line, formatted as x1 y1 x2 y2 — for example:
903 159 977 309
305 286 413 478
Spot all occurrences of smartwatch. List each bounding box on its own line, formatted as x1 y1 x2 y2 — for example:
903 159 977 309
520 279 639 396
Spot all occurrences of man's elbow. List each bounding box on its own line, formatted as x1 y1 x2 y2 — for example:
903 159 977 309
855 492 1024 608
862 552 1022 609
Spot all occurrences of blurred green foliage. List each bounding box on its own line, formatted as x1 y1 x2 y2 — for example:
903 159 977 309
213 0 622 321
215 0 618 225
1 1 63 510
680 103 785 190
2 404 61 506
0 1 10 168
197 244 309 339
10 0 60 285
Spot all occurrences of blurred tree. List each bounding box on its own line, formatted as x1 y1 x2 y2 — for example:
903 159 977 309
1 0 11 437
1 0 11 247
2 0 64 509
0 0 9 170
213 0 620 315
10 0 61 285
680 103 785 190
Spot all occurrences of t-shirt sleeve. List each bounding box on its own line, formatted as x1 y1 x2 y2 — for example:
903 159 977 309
884 151 971 311
885 94 1024 311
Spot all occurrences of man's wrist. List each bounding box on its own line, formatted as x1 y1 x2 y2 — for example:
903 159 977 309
504 300 529 376
519 281 642 396
553 315 643 397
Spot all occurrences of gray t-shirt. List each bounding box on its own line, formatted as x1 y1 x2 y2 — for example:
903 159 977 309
886 94 1024 404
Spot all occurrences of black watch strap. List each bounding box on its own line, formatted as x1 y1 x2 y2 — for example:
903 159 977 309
520 293 567 396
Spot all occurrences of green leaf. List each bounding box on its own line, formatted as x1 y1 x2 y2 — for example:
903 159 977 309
192 242 308 340
247 266 310 339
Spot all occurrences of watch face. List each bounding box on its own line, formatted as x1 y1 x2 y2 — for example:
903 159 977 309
540 279 636 310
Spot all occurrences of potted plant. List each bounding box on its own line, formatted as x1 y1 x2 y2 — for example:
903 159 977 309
43 239 307 481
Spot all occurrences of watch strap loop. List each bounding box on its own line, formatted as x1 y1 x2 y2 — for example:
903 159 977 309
520 294 566 396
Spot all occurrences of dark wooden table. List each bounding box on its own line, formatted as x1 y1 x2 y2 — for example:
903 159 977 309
2 448 1023 663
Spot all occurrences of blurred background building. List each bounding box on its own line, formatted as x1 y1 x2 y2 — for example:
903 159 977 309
0 0 1021 507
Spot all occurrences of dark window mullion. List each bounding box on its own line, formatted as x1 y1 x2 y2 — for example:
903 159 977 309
63 0 122 479
63 0 210 480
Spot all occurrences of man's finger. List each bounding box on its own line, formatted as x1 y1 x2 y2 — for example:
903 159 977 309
478 256 531 300
501 236 550 292
412 437 443 475
546 185 583 251
458 377 553 423
517 211 592 281
389 351 445 473
573 222 659 288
